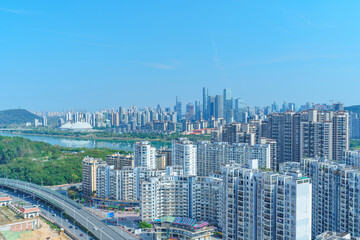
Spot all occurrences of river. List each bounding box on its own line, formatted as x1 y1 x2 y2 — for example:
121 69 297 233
0 132 171 151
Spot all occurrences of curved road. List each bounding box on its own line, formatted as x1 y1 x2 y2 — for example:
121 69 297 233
0 178 137 240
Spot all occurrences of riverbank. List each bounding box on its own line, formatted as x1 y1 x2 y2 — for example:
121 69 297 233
11 130 173 143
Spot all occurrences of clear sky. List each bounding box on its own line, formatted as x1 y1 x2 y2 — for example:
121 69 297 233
1 1 360 111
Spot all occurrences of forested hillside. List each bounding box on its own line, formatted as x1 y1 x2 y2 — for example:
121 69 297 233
0 109 40 125
0 136 125 186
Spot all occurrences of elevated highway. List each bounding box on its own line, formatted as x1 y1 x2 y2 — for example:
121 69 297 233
0 178 138 240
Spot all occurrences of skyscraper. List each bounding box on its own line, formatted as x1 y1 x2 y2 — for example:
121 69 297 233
223 88 233 123
215 95 224 119
203 87 208 120
175 96 182 121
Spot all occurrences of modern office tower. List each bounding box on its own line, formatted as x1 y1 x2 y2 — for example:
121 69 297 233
106 153 134 170
203 87 209 120
96 164 113 199
140 175 223 227
42 116 47 126
302 158 360 237
350 112 360 139
208 96 216 120
172 138 197 175
271 102 279 113
175 96 182 121
223 88 233 123
333 111 349 161
134 141 156 169
194 100 202 120
343 150 360 168
196 141 271 176
259 137 277 170
186 103 195 121
222 160 312 240
82 157 105 197
215 95 224 120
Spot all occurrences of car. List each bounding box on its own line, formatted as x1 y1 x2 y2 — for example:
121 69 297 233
69 226 73 228
65 219 69 222
93 227 98 230
79 233 84 237
75 227 78 230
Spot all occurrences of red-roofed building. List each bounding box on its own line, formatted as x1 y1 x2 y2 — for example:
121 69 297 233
0 195 12 206
20 206 40 219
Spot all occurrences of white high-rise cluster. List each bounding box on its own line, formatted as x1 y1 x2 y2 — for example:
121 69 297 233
222 159 312 240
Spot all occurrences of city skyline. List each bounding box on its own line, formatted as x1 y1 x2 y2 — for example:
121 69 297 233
2 1 360 111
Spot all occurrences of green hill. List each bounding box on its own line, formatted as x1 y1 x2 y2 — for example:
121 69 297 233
345 105 360 114
0 109 40 125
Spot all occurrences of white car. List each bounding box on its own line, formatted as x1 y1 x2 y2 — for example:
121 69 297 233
93 227 98 231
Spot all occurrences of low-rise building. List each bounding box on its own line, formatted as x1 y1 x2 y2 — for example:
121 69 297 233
139 216 216 240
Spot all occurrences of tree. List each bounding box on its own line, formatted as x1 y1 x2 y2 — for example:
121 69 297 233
139 221 151 229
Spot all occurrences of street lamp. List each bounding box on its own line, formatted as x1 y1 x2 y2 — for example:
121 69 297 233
60 211 64 226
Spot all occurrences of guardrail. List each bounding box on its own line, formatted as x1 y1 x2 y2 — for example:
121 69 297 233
0 178 136 240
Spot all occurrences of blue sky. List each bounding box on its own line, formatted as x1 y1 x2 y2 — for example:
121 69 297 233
1 1 360 111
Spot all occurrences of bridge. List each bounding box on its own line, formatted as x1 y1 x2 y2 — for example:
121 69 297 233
0 178 138 240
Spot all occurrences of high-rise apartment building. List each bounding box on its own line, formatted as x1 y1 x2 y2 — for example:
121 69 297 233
82 157 105 197
302 158 360 237
222 160 312 240
140 175 223 227
96 164 113 199
343 150 360 168
333 111 349 161
172 138 197 175
263 109 349 168
106 153 134 169
196 141 271 176
134 141 156 170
